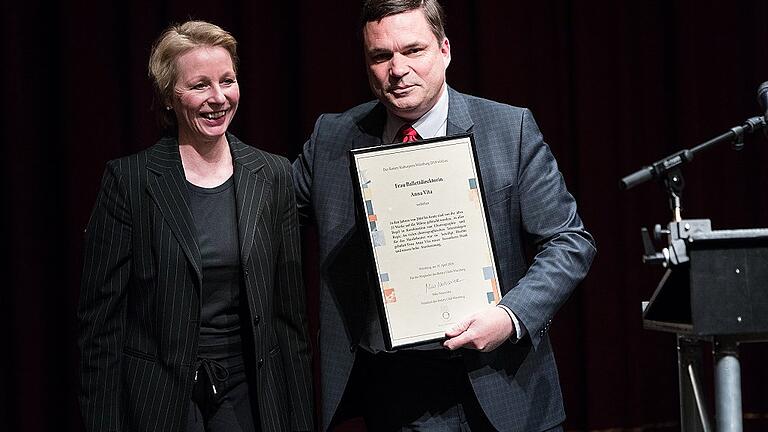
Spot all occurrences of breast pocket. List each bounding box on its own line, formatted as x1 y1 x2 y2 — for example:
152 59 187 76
484 184 513 207
123 346 157 362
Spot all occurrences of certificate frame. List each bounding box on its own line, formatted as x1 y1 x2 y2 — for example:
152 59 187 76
349 133 503 350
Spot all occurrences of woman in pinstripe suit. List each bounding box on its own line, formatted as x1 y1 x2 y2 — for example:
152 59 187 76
77 21 313 432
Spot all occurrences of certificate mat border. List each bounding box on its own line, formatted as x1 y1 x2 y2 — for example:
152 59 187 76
349 133 504 350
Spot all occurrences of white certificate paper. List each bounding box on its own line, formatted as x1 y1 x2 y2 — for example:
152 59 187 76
350 134 501 349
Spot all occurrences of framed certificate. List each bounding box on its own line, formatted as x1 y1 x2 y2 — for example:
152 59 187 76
350 133 503 350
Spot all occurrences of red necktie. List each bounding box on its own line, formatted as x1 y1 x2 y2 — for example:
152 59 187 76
396 124 420 143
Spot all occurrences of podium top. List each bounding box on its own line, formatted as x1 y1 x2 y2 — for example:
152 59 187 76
690 228 768 242
643 222 768 336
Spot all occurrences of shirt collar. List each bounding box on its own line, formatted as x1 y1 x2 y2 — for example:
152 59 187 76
383 85 449 143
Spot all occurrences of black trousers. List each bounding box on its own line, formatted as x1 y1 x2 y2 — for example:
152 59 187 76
186 358 260 432
334 349 497 431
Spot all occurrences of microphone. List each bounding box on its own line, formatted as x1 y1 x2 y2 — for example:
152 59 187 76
758 81 768 119
758 81 768 138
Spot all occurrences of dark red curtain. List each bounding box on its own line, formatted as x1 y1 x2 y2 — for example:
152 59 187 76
4 1 768 431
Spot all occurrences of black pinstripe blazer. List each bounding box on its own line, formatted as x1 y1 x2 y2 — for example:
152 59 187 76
293 88 596 431
78 133 313 432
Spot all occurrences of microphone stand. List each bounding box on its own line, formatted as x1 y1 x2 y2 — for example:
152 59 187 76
622 114 767 432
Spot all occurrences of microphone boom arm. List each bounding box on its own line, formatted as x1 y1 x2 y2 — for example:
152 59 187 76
620 116 765 191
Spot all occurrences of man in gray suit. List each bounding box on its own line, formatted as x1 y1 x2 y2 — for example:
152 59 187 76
292 0 596 430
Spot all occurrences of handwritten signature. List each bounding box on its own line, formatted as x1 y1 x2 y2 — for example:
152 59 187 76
425 278 463 295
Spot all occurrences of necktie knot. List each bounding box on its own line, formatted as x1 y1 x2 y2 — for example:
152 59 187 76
396 124 420 143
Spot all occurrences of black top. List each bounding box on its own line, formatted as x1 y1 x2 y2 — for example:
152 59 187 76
187 176 243 362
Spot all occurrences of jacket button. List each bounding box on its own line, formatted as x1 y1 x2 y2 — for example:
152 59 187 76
257 358 264 368
349 344 357 353
253 314 261 325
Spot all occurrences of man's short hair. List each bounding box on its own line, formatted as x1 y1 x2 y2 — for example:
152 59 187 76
361 0 446 42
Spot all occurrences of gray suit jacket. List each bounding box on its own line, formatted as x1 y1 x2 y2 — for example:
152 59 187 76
78 134 313 431
293 88 595 431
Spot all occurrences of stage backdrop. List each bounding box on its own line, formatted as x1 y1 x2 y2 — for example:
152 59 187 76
3 1 768 431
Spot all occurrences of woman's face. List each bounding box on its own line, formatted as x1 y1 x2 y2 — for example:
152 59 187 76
171 46 239 146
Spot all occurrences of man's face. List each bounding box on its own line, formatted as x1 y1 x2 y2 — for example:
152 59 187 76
363 9 451 121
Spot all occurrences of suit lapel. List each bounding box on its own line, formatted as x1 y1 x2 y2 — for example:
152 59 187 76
353 102 387 149
319 105 388 335
331 103 386 239
146 138 203 285
228 134 268 269
331 102 387 241
446 86 475 135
